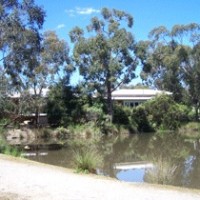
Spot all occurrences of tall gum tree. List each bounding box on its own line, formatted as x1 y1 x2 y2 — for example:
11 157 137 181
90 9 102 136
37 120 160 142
0 0 45 119
23 31 73 123
136 23 200 120
69 8 138 119
0 0 45 85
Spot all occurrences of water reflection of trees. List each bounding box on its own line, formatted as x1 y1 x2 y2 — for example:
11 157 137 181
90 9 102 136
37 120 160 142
98 134 154 177
98 133 200 188
27 132 200 189
143 133 190 186
181 139 200 188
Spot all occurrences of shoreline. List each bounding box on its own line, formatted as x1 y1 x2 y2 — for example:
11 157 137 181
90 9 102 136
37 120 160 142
0 154 200 200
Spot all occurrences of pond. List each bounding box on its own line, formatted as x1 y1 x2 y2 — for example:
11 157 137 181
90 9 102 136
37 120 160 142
21 133 200 189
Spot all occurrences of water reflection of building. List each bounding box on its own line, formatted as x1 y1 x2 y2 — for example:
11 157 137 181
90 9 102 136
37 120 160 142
113 161 154 170
113 161 154 183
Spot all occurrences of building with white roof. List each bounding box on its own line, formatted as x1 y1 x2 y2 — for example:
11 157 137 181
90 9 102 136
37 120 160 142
112 89 172 107
9 88 49 99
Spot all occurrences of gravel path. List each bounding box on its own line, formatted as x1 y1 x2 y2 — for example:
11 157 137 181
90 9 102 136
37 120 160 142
0 154 200 200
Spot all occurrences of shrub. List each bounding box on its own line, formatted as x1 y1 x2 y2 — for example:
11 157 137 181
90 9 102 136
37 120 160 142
132 105 153 132
145 94 190 130
178 122 200 139
145 95 174 128
68 123 101 136
82 103 120 135
113 105 130 125
112 105 139 134
39 128 52 138
3 145 22 157
73 146 103 173
55 127 70 139
83 103 104 122
0 136 22 157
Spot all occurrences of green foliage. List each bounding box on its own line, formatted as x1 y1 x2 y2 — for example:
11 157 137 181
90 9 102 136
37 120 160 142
2 145 22 157
132 105 153 132
21 31 72 123
0 74 16 114
0 0 45 85
83 103 117 134
0 118 10 128
183 42 200 120
67 123 101 136
0 127 21 157
73 145 103 173
114 106 137 132
178 122 200 139
83 103 104 122
47 83 120 134
113 105 130 125
47 83 80 126
137 23 200 105
36 128 52 139
55 127 70 139
70 8 138 117
144 133 190 185
145 95 189 130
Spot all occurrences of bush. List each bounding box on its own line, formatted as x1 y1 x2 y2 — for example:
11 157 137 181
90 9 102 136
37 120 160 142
112 105 138 133
145 95 173 128
3 145 22 157
0 133 22 157
113 105 130 125
145 94 190 130
47 84 83 127
132 105 153 132
82 103 120 135
55 127 70 139
178 122 200 139
83 103 104 122
68 123 101 136
73 146 103 173
37 128 52 139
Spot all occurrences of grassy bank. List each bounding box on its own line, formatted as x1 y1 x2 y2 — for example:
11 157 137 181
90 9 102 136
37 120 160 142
179 122 200 139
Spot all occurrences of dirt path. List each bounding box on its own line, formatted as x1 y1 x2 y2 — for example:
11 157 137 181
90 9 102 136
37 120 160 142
0 154 200 200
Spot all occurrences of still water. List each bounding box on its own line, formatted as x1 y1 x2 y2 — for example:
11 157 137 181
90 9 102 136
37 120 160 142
25 133 200 189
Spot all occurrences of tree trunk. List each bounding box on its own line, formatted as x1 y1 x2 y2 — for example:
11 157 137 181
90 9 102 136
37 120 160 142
106 70 113 122
35 106 39 127
195 105 199 121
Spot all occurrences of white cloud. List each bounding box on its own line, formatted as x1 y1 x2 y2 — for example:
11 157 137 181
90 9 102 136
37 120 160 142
56 24 65 29
65 9 76 17
65 7 100 17
76 7 100 15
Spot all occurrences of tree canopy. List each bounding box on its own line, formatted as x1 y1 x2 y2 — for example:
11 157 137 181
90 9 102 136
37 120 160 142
0 0 45 85
69 8 138 118
136 24 200 106
1 1 200 128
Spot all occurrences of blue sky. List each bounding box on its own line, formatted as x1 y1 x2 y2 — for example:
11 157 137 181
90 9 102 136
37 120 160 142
35 0 200 85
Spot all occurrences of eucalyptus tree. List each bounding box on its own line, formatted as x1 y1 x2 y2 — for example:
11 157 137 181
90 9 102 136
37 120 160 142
181 25 200 120
69 8 138 119
0 70 14 115
136 23 200 119
27 31 72 95
136 23 200 104
136 26 184 102
23 31 73 123
0 0 45 85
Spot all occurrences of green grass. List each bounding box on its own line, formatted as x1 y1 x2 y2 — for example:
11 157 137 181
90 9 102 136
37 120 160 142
0 125 22 157
73 146 103 174
67 123 102 137
178 122 200 139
